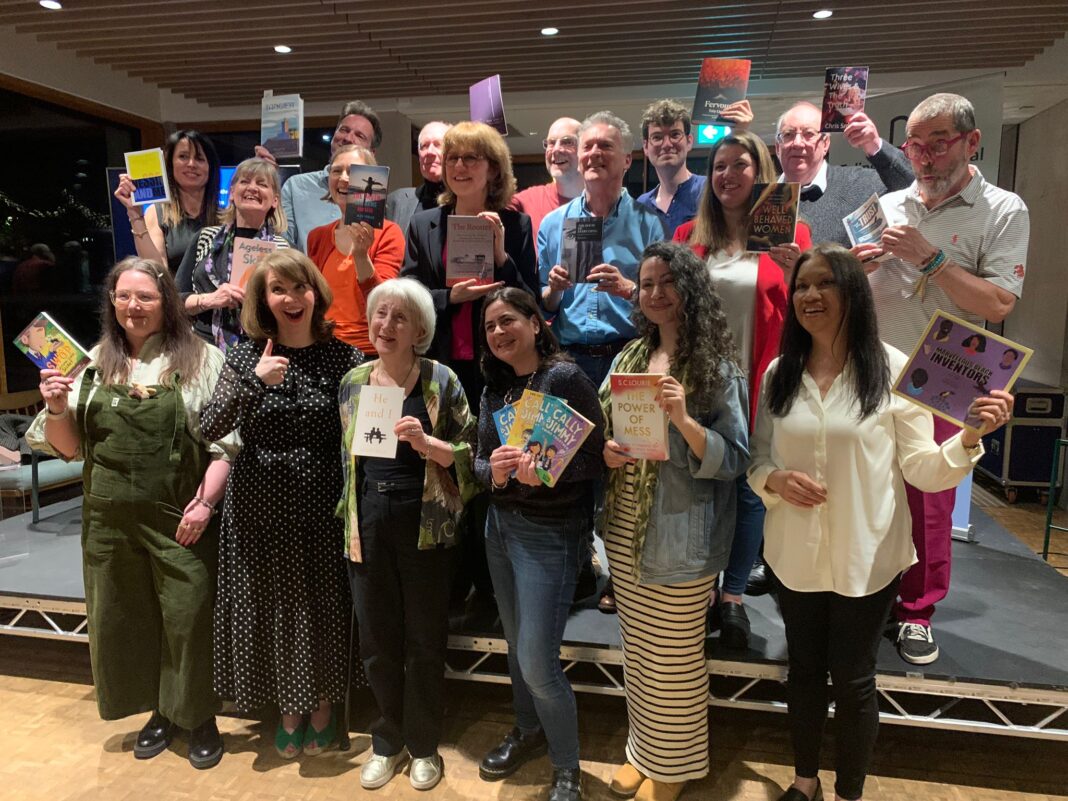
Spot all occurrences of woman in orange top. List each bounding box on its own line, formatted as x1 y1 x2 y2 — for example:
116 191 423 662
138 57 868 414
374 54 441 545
307 145 406 355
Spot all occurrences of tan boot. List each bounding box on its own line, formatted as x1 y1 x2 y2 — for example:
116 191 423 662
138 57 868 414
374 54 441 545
610 762 647 798
635 778 687 801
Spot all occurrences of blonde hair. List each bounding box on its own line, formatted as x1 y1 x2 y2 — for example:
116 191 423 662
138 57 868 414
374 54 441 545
219 158 288 233
438 121 517 211
241 250 334 343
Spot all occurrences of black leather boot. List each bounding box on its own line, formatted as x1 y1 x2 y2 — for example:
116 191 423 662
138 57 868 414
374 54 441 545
719 601 751 649
548 767 582 801
478 725 548 780
134 711 173 759
188 717 223 769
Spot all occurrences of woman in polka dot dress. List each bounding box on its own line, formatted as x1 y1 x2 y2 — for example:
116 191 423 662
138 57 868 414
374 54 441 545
201 249 363 758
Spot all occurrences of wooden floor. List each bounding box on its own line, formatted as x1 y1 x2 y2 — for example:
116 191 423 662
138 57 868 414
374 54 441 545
1 637 1065 801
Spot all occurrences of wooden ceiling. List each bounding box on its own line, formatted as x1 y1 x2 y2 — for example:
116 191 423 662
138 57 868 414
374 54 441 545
2 0 1067 107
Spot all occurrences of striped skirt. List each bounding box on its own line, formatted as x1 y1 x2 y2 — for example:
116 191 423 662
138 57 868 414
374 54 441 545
604 465 715 783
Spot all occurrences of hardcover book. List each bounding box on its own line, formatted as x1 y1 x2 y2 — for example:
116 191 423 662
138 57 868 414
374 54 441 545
343 164 390 228
349 385 405 459
469 74 508 135
747 183 800 252
260 92 304 159
892 310 1033 432
609 373 669 461
504 390 546 449
691 58 751 125
123 148 171 206
821 66 869 133
561 217 604 283
230 237 277 288
13 312 90 377
445 216 495 287
524 395 595 487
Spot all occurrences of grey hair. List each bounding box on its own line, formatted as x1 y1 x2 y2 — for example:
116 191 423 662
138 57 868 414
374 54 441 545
909 93 977 134
365 278 437 355
775 101 821 133
418 121 452 143
337 100 383 149
579 110 634 152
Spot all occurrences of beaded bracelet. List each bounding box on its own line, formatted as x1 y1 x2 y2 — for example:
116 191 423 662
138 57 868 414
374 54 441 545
920 249 946 275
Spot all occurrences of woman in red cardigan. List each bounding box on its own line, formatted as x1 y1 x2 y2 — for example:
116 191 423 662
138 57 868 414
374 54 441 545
674 131 812 649
307 144 405 356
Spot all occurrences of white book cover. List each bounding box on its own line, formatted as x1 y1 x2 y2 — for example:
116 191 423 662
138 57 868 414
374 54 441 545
350 385 404 459
445 216 495 287
260 92 304 159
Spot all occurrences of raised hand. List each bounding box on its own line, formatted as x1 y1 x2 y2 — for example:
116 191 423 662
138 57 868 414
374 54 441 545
254 339 289 385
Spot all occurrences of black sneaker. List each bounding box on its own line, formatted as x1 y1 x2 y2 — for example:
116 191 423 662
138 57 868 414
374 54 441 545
896 622 939 665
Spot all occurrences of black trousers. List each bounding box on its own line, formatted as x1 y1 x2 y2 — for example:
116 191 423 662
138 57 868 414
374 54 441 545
348 486 455 758
776 575 900 801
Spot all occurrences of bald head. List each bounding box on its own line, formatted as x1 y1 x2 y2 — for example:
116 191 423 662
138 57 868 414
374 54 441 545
775 102 830 185
544 117 581 181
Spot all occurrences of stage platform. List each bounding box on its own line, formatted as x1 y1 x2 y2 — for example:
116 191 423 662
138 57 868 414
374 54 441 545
2 497 1066 742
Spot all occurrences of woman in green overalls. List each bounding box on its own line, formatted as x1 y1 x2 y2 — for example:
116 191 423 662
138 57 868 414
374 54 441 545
29 257 239 770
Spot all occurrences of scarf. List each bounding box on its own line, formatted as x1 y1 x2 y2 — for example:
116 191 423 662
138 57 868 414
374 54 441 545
204 222 275 352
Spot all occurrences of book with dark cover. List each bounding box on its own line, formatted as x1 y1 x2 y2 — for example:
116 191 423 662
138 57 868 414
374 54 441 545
821 66 869 133
691 58 751 124
344 164 390 228
747 183 800 252
561 217 603 283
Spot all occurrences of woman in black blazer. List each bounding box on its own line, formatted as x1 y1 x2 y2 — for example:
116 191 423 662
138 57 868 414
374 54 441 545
400 121 537 412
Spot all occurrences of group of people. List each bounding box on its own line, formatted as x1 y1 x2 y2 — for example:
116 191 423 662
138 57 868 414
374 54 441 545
27 87 1029 801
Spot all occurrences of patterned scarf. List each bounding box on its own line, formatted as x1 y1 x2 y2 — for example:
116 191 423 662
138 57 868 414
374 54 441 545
204 222 275 352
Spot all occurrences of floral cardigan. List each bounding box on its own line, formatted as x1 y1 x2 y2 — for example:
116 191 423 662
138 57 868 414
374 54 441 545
337 357 479 562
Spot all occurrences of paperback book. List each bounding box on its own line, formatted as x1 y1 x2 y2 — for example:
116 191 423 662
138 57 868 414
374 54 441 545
609 373 669 461
843 193 892 263
260 92 304 159
747 183 800 252
445 216 495 287
492 402 516 445
13 312 90 377
123 148 171 206
561 217 604 283
504 389 546 448
230 238 277 288
821 66 869 133
470 74 508 135
350 385 405 459
524 395 595 487
343 164 390 228
691 58 751 124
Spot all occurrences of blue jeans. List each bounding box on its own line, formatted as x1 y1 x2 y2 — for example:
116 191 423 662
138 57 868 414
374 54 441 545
484 504 583 769
722 474 765 596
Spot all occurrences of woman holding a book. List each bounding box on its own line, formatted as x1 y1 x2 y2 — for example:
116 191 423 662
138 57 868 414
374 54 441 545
176 157 290 352
673 130 813 648
115 130 222 274
749 244 1012 801
307 144 406 357
474 287 605 801
337 277 477 792
29 257 239 770
200 250 363 760
599 241 749 801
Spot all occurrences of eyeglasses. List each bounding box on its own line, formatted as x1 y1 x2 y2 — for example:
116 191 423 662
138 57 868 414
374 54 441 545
110 290 162 306
775 129 825 145
444 153 487 168
542 136 578 151
647 130 686 146
899 133 967 160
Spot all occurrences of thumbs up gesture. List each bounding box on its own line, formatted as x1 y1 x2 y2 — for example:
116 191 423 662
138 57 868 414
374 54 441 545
254 339 290 385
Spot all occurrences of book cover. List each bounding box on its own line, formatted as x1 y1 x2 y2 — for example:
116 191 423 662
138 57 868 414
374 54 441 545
13 312 90 377
747 183 800 252
446 216 495 287
504 390 546 449
469 74 508 135
350 385 405 459
691 58 751 125
610 373 669 461
892 310 1033 432
123 148 171 206
260 92 304 159
230 237 277 288
561 217 604 283
524 395 595 487
842 193 893 264
343 164 390 229
821 66 869 133
493 403 516 445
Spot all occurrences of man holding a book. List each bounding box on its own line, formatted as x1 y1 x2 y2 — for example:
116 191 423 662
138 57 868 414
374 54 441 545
386 120 451 235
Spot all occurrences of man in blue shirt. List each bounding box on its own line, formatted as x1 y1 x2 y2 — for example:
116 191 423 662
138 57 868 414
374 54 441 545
539 111 667 387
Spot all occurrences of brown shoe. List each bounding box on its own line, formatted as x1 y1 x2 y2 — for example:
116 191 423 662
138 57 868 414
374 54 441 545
635 778 687 801
610 762 646 798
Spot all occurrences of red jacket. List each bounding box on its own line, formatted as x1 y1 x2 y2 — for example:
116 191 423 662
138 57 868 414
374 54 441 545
672 220 813 430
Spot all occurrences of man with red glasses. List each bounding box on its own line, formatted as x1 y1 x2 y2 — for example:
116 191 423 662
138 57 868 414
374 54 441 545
775 101 912 245
509 117 584 240
861 92 1030 665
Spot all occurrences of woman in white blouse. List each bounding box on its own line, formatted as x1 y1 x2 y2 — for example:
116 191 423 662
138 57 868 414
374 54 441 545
748 244 1012 801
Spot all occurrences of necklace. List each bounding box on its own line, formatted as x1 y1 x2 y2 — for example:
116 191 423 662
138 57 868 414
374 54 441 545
504 368 538 405
372 357 418 389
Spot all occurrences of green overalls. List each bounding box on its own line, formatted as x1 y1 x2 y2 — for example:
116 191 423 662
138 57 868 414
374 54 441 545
76 368 220 730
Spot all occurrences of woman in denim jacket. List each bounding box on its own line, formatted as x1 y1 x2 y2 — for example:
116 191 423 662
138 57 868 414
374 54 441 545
599 241 749 801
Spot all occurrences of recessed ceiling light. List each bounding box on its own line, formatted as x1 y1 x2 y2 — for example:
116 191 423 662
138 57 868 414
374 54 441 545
541 27 559 36
812 9 833 19
274 44 292 54
39 0 63 9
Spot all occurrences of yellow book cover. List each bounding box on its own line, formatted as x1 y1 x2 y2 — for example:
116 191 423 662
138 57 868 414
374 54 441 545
505 389 546 449
123 148 171 206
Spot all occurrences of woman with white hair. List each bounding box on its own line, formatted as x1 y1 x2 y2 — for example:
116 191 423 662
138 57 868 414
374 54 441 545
338 277 478 792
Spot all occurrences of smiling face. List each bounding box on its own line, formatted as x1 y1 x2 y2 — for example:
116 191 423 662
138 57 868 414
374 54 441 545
444 147 493 208
643 120 693 173
171 137 209 194
231 168 278 228
113 269 164 344
792 255 844 340
711 143 758 211
579 123 632 190
483 299 540 369
368 297 422 356
417 122 450 183
331 113 376 155
327 149 369 210
638 256 680 328
776 104 830 186
905 111 979 206
265 269 315 338
544 117 581 181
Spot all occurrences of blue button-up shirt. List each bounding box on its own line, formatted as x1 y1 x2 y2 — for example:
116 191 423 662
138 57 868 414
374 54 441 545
538 190 667 347
636 173 706 238
280 167 341 252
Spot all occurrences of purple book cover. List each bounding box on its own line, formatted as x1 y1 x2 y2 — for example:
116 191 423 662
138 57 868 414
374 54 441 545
892 311 1033 432
469 74 508 135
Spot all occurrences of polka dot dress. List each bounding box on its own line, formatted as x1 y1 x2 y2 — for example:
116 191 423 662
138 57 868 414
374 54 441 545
205 337 366 715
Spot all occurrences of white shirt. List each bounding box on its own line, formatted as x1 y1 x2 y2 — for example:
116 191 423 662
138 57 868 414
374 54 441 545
779 159 828 195
748 344 981 597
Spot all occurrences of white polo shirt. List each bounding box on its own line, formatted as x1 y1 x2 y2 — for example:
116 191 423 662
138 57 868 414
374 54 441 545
870 167 1029 353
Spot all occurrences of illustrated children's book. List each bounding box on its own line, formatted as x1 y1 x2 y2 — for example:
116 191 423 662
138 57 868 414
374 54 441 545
13 312 90 377
524 395 595 487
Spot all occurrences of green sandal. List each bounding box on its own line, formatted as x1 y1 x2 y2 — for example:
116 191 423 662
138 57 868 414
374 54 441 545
275 719 305 760
303 709 336 756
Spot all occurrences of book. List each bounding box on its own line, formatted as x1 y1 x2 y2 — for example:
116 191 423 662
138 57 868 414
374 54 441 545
260 92 304 159
230 237 277 288
469 74 508 135
747 183 800 252
609 374 669 461
445 216 495 287
349 385 405 459
504 389 546 448
492 403 516 445
123 148 171 206
13 312 90 377
842 193 892 264
821 66 869 133
691 58 751 125
561 217 603 283
343 164 390 228
892 310 1033 432
524 395 595 487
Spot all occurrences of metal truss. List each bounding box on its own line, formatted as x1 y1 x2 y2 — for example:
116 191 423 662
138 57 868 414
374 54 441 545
0 595 89 642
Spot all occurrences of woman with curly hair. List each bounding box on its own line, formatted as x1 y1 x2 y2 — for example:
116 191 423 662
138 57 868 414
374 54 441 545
599 241 749 801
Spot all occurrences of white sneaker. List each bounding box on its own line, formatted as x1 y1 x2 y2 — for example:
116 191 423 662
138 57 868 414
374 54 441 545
410 753 443 791
361 749 408 790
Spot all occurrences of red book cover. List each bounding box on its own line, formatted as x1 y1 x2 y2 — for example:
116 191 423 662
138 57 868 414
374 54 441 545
691 58 751 124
